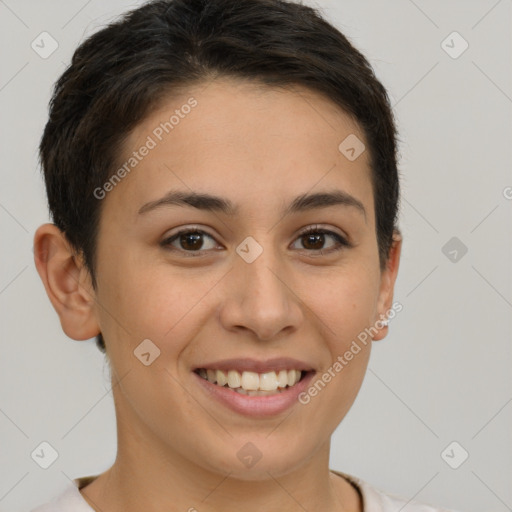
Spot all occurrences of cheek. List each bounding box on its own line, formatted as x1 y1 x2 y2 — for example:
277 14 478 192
302 264 381 344
95 254 217 364
310 266 379 418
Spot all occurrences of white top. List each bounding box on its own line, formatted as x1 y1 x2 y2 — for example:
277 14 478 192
30 471 462 512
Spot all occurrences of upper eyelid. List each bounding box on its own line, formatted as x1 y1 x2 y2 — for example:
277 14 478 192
298 224 345 237
163 224 346 240
161 225 349 250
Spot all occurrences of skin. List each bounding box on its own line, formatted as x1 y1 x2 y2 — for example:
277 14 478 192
34 78 401 512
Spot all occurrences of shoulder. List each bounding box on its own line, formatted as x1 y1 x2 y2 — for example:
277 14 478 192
30 477 96 512
332 470 463 512
31 471 464 512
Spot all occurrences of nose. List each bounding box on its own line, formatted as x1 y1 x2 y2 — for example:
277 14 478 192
218 238 303 341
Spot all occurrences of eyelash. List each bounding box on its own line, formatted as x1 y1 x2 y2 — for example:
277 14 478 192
160 225 351 257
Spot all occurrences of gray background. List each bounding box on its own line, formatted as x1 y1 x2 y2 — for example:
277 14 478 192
0 0 510 511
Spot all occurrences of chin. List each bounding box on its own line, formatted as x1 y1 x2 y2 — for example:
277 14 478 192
203 443 310 481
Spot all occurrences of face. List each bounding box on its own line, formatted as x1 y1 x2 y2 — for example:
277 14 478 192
54 78 401 479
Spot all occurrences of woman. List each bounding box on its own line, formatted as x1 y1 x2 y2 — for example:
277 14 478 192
32 0 461 510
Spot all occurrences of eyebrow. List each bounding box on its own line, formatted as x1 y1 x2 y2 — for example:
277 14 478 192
138 189 366 220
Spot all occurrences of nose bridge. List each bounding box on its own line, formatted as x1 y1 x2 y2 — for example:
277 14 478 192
236 234 283 294
222 232 302 340
237 233 285 304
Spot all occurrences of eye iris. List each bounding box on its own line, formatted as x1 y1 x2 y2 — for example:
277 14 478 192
303 232 325 250
180 232 203 250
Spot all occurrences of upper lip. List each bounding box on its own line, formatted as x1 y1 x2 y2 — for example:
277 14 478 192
194 357 315 374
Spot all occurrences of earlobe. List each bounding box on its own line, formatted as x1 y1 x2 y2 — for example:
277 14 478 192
372 230 402 342
33 223 101 341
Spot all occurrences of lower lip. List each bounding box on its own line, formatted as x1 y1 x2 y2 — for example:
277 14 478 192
193 371 316 418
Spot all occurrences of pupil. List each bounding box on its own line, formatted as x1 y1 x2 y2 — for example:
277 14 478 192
181 232 202 250
304 233 324 250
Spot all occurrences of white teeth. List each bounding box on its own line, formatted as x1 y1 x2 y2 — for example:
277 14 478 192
287 369 296 386
259 371 278 391
198 368 305 391
227 370 241 388
217 370 228 386
277 369 288 388
241 371 260 390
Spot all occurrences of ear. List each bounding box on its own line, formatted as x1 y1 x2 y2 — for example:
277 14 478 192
372 230 402 341
33 223 101 341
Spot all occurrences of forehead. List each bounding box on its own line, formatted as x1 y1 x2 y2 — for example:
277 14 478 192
104 78 374 223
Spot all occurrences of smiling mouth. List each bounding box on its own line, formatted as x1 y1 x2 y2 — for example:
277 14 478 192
194 368 311 396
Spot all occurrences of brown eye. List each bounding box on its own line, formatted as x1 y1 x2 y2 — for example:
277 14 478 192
160 225 350 258
292 226 350 255
301 232 326 250
161 228 219 256
177 232 204 251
